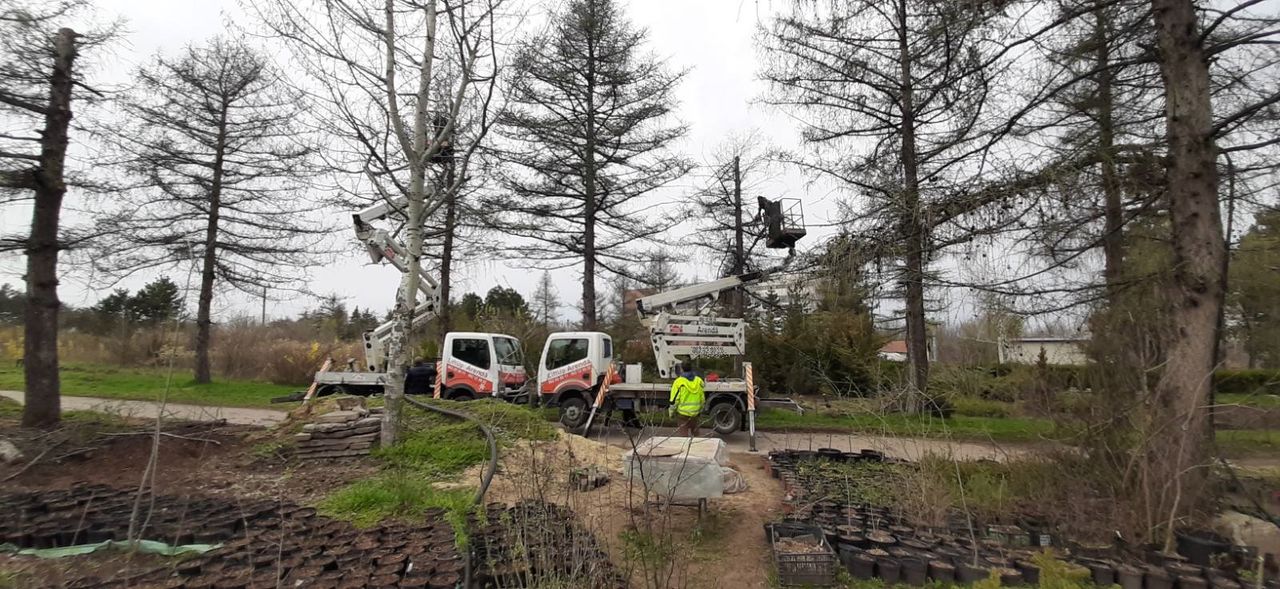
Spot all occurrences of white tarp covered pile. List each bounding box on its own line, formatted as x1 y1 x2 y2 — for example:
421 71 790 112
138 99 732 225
623 437 746 500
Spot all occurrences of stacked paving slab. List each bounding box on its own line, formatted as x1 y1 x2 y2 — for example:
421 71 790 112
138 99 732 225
293 407 383 459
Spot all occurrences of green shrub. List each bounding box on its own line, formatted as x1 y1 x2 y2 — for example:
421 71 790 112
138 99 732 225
1215 369 1280 396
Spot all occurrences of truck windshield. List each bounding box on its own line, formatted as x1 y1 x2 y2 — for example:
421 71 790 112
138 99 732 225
546 338 589 369
494 337 522 365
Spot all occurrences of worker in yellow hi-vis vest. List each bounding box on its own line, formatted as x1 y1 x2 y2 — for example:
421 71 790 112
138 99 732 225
668 364 705 437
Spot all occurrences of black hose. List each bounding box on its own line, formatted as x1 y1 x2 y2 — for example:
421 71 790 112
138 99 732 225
402 396 499 589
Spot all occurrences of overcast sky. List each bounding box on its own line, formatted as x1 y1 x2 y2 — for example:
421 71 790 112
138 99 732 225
0 0 862 324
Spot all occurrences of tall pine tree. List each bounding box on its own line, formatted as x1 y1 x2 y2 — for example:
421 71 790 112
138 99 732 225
488 0 690 329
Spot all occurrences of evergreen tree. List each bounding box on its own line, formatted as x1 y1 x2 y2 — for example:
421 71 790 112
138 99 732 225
489 0 690 328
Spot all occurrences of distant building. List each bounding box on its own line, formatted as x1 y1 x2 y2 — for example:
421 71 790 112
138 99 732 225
878 338 938 362
999 337 1089 365
622 288 658 315
755 274 820 312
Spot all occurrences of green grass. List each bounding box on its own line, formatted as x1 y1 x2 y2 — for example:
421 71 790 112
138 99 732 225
319 473 474 533
1217 429 1280 457
321 400 558 536
433 399 559 442
0 364 299 408
754 407 1055 443
373 421 490 475
1219 392 1280 408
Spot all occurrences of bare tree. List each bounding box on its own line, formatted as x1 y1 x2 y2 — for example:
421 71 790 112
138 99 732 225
689 132 779 316
94 38 324 384
0 0 102 427
1144 0 1224 547
251 0 506 444
762 0 1001 409
486 0 690 329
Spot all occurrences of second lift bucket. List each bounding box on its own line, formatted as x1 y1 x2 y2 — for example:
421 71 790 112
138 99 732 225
759 196 807 249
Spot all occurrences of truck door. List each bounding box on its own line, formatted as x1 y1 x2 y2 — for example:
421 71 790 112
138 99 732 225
598 334 616 380
493 335 526 394
445 335 494 396
539 336 592 398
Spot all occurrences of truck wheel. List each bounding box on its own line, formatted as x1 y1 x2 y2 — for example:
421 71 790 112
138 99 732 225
448 389 476 401
559 397 589 429
709 403 743 435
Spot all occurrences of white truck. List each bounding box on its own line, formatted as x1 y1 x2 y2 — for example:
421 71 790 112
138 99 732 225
535 197 807 436
308 197 527 400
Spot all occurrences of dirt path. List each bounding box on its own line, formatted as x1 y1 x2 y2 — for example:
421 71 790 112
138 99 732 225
684 451 784 588
0 390 287 426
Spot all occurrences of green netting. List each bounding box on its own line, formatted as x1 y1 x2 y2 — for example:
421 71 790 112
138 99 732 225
0 539 219 559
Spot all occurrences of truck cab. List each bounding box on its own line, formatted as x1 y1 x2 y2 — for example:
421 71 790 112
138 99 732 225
438 332 527 400
537 332 614 425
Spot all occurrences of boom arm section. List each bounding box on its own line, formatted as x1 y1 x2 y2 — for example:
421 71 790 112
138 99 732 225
634 195 805 378
351 197 442 373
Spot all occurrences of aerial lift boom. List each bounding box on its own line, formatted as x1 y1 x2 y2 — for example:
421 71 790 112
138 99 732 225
573 197 808 446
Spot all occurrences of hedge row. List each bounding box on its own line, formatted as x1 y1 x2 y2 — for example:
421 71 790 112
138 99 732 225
861 361 1280 399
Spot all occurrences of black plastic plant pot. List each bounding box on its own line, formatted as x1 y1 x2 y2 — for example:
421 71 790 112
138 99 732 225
1207 574 1242 589
176 561 203 576
1090 561 1118 586
876 557 902 584
426 572 460 589
817 448 845 462
901 557 929 586
836 524 861 537
1146 567 1175 589
957 563 991 584
1168 563 1205 579
838 544 862 572
867 531 897 549
839 534 869 550
1144 546 1171 566
997 567 1024 586
1116 564 1144 589
1015 561 1040 585
1177 574 1210 589
1176 531 1231 567
929 560 957 583
852 554 877 580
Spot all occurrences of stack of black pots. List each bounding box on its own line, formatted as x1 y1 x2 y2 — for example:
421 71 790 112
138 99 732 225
471 501 626 589
767 450 1277 589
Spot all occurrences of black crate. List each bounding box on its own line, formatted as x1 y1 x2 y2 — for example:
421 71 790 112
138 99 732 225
768 522 837 587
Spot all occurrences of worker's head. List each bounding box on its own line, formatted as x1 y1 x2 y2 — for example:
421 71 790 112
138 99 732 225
413 357 426 366
682 365 695 379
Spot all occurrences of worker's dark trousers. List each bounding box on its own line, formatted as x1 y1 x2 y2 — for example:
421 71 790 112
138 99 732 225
676 413 701 437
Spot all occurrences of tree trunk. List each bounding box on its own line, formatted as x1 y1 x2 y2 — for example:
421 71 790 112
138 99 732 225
732 155 745 375
1147 0 1224 544
438 162 456 339
1095 6 1125 297
582 173 597 330
581 22 599 331
382 0 439 447
22 28 78 429
195 102 230 384
897 0 928 410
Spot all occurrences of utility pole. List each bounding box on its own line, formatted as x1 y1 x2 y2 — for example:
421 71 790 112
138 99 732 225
261 287 267 325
